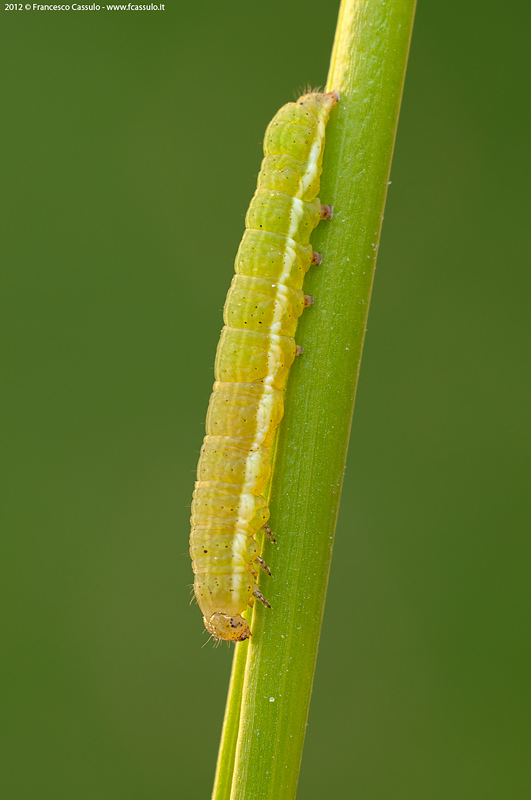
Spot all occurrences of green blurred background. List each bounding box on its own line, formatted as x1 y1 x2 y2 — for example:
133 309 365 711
1 1 528 797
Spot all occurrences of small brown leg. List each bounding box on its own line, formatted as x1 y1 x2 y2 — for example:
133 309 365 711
253 587 272 609
255 555 271 576
311 251 323 265
304 294 314 307
320 204 334 220
263 524 276 543
295 345 304 356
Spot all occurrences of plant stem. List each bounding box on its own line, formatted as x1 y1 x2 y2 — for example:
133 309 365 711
211 625 249 799
212 2 416 798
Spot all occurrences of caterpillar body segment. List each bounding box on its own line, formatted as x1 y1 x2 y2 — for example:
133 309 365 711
190 90 338 641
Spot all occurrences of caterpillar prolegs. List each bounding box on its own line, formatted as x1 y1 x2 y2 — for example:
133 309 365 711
190 89 339 641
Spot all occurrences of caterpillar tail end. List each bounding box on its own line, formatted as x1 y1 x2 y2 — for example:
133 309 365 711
203 613 251 642
321 89 340 109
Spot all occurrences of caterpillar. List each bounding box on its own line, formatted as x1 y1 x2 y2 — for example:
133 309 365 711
190 89 339 641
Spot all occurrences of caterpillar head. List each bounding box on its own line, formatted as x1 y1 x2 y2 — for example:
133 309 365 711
203 613 251 642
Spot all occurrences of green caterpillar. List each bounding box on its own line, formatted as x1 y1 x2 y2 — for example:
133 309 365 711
190 89 339 641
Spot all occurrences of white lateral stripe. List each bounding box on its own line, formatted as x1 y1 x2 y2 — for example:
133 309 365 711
234 114 326 541
299 119 325 197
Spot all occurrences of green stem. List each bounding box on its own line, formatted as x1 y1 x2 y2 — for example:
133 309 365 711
211 627 249 799
212 2 416 798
